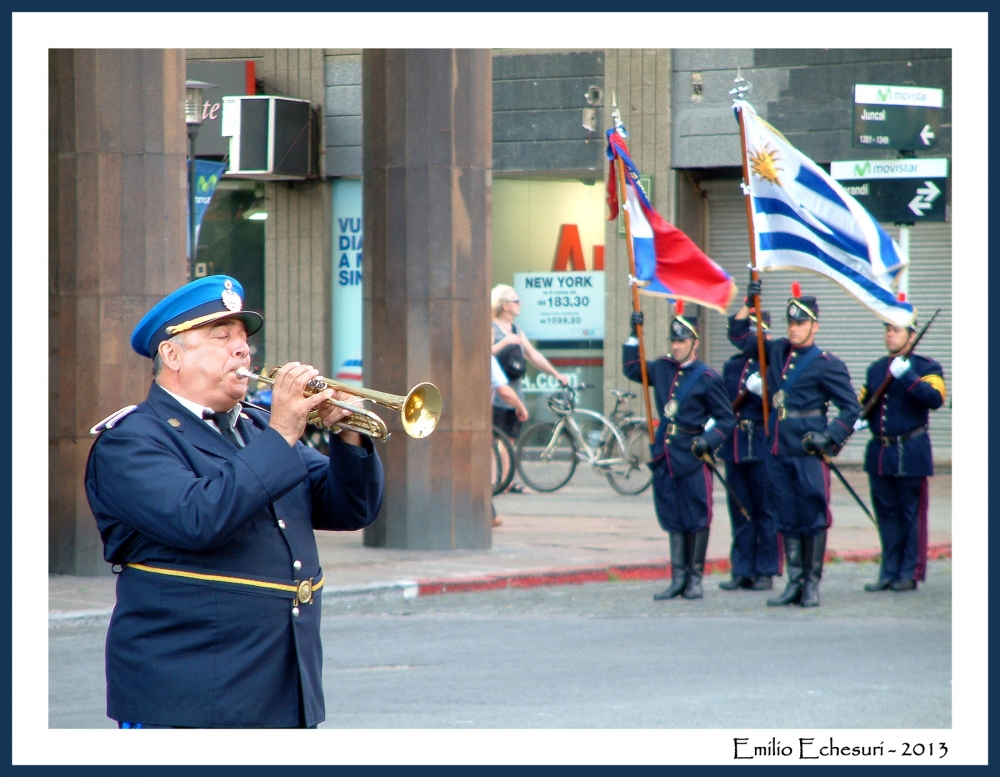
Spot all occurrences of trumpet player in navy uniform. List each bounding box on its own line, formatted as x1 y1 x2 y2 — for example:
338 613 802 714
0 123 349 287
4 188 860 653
84 275 384 728
623 304 735 601
729 282 860 607
857 317 946 592
717 310 779 591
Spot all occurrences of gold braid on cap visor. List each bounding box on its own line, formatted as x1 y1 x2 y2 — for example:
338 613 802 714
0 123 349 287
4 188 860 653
788 299 817 321
165 311 243 336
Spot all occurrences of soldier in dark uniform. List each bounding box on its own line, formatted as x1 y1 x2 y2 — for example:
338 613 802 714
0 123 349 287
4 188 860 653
717 310 779 591
84 275 384 728
729 282 860 607
858 318 945 592
623 304 735 601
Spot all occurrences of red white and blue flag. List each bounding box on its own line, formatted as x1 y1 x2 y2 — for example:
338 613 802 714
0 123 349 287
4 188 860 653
606 128 737 313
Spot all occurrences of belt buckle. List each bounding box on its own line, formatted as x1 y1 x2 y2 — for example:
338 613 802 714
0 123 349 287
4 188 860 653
295 578 314 605
665 424 677 436
777 407 787 421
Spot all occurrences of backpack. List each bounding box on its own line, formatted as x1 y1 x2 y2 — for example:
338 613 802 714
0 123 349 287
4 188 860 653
493 323 526 381
496 342 526 381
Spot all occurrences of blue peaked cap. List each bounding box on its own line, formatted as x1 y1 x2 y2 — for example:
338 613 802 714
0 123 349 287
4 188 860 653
130 275 264 358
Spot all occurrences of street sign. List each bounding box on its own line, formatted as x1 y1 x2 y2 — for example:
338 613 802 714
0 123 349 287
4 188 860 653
852 84 944 151
831 158 948 223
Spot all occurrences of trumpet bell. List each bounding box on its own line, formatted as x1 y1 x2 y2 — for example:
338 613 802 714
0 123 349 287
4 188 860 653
402 383 443 439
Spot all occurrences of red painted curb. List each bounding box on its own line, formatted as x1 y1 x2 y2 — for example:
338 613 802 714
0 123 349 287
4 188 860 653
415 543 951 597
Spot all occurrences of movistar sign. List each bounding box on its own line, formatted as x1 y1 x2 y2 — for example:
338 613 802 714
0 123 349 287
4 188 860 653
830 158 947 223
855 84 944 108
830 158 949 180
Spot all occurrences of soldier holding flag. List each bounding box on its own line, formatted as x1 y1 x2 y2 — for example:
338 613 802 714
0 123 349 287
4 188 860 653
729 282 860 607
624 303 735 601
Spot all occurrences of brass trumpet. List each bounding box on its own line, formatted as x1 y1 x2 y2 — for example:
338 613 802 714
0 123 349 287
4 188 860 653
236 367 441 442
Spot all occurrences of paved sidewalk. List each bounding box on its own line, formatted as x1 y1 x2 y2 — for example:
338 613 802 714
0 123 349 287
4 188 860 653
50 467 951 617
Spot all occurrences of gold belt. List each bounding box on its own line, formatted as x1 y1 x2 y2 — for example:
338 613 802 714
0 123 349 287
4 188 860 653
125 563 324 605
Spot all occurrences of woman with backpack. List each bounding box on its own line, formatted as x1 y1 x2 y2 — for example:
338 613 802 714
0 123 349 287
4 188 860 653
490 284 570 448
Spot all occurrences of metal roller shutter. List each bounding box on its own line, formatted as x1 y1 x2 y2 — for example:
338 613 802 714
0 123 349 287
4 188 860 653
700 178 951 465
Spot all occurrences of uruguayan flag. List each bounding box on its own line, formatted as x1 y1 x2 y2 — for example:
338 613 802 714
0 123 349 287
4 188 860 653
735 100 914 327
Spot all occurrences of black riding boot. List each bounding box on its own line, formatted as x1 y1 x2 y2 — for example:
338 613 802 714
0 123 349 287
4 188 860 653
654 533 689 600
800 531 827 607
683 530 710 599
767 535 804 606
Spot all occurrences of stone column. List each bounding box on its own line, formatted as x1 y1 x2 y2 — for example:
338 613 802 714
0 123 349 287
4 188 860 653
49 49 188 574
362 49 493 549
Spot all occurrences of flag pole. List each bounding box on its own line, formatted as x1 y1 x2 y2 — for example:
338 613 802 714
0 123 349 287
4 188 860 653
731 75 771 435
611 101 655 445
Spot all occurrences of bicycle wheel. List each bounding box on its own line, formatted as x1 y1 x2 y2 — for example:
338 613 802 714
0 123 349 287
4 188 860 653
516 421 578 492
604 420 653 495
491 426 516 496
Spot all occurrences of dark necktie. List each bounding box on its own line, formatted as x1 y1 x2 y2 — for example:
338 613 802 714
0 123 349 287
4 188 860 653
203 408 244 448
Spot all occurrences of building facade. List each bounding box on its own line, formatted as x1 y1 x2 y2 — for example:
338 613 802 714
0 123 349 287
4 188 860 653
51 47 952 572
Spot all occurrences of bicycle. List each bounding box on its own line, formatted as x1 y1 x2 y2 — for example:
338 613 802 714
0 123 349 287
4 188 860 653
514 384 653 495
491 425 516 496
604 389 654 495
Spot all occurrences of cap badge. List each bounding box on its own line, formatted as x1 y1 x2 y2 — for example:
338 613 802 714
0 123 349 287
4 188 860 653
221 279 243 313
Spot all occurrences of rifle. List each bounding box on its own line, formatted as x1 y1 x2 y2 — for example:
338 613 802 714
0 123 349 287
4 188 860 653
731 389 750 413
859 308 941 421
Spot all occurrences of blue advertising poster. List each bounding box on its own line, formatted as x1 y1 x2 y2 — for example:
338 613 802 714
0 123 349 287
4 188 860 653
186 160 228 257
332 179 363 387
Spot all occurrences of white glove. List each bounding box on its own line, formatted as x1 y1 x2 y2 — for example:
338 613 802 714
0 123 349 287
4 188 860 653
745 372 763 396
624 336 639 346
704 418 716 432
889 356 911 378
853 418 869 432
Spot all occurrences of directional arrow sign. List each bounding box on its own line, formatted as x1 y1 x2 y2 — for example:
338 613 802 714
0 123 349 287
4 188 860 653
853 83 944 151
831 158 948 223
908 180 942 217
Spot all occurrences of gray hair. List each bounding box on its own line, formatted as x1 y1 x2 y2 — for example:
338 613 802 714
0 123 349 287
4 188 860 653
491 284 516 318
151 332 187 377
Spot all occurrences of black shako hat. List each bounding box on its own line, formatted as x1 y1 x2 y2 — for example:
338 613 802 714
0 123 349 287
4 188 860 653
749 310 771 331
669 299 698 341
786 282 818 322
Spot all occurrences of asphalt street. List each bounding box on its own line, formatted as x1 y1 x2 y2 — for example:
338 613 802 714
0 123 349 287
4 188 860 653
50 558 951 730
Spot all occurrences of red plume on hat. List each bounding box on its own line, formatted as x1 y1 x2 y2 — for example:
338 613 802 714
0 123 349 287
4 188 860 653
675 299 685 314
791 282 801 298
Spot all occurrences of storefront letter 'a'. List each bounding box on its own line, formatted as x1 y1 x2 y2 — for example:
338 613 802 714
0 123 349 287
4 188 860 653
553 224 588 271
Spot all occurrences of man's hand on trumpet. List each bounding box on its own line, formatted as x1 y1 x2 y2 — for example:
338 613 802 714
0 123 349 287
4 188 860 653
267 362 363 447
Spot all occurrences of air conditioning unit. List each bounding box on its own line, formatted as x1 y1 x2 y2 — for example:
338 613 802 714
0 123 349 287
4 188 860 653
221 96 316 180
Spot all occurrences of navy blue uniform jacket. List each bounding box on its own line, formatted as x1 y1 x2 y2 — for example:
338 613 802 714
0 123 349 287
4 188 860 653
728 317 860 457
719 352 768 464
622 343 735 477
85 383 384 728
861 353 945 477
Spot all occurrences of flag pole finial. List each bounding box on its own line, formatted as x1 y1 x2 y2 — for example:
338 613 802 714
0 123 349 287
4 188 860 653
611 93 627 137
729 68 753 104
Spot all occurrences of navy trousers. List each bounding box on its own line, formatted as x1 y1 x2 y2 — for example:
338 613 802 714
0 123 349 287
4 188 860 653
764 454 831 537
868 474 928 583
723 459 778 578
652 464 714 533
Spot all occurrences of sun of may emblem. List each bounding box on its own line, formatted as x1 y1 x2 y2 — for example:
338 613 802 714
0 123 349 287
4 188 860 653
749 144 782 186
